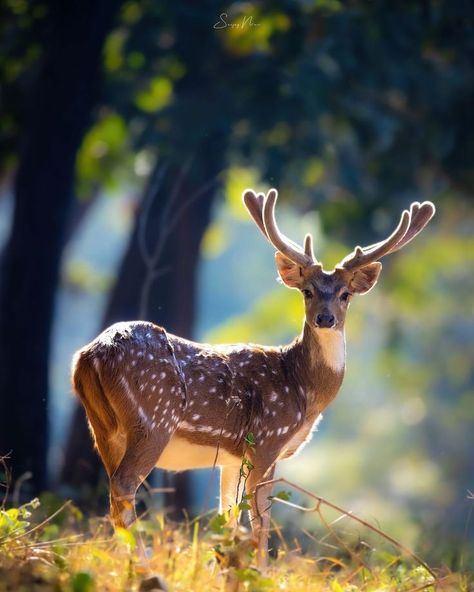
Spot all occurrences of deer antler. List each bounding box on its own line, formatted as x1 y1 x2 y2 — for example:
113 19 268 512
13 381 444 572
243 188 317 268
339 201 436 271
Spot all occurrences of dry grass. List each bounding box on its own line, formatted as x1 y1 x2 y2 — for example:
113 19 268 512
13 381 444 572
0 483 471 592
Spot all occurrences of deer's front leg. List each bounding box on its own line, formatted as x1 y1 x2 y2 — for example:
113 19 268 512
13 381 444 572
246 463 275 570
220 465 245 525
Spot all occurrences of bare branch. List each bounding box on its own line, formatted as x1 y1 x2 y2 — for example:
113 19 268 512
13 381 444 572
254 477 438 581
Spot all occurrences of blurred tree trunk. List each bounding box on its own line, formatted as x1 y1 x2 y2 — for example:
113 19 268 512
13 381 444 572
0 0 122 495
60 133 225 517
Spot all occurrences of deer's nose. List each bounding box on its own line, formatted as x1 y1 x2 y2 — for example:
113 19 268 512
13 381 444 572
316 313 335 328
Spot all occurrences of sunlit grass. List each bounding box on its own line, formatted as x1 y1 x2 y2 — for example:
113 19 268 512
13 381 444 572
0 493 471 592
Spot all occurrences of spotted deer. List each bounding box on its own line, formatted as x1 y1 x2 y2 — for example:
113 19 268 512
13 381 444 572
72 188 435 566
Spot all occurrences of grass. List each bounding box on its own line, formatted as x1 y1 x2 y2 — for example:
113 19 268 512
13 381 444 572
0 490 471 592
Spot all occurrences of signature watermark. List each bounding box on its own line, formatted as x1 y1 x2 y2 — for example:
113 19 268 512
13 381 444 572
213 12 261 30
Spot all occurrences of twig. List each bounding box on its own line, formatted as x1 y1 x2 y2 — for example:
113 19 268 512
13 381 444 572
137 158 224 319
0 454 11 508
138 163 169 267
254 477 438 581
12 471 32 507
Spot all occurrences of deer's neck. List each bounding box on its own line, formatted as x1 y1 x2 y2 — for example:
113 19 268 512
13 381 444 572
284 323 346 414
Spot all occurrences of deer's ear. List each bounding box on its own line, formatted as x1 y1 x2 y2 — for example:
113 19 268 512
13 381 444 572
275 252 305 288
349 262 382 294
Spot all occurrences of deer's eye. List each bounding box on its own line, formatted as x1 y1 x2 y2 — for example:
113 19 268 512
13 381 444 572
340 291 351 302
302 289 313 299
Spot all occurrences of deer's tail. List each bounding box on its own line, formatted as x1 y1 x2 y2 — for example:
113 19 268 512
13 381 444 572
71 349 118 438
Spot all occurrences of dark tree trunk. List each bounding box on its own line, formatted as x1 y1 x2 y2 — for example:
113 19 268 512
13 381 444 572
60 134 225 517
0 0 122 495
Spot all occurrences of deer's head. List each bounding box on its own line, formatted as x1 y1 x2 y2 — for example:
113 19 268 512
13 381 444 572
243 188 435 333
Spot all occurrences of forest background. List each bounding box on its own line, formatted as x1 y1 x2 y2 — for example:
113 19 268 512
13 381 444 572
0 0 473 573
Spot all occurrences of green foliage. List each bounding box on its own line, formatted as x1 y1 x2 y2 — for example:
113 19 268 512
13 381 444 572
134 76 173 113
234 566 274 589
208 512 227 535
76 112 130 196
0 497 39 541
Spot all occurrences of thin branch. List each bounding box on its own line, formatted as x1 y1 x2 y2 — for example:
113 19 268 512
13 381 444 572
254 477 438 581
136 157 223 320
138 163 169 266
0 454 11 508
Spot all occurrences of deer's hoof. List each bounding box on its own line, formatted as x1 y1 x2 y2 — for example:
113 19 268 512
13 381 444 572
139 574 169 592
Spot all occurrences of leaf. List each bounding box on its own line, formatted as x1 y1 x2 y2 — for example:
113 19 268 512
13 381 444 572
330 578 344 592
244 432 256 448
238 502 252 511
135 77 173 113
72 571 95 592
208 513 227 535
271 490 292 502
115 526 136 550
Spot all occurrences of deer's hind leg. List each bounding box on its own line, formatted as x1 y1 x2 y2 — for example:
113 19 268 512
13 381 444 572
109 423 177 528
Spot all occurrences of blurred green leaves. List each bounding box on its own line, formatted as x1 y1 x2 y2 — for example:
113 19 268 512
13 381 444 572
207 288 301 345
76 112 129 196
134 77 173 113
224 166 267 221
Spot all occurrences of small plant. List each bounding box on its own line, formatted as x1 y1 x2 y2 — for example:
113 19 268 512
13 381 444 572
0 497 40 543
237 432 256 512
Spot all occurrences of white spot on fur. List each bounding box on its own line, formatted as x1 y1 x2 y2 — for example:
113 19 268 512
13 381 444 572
160 371 166 379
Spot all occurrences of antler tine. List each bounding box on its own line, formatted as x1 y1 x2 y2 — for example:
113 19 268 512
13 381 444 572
340 208 411 271
382 201 435 255
262 189 314 268
243 189 267 237
243 188 302 250
304 233 315 260
340 201 435 271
